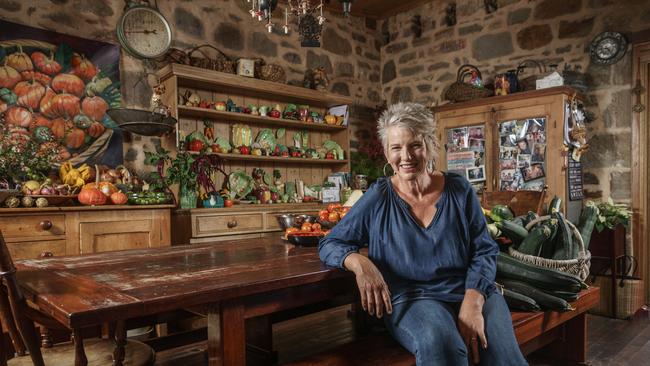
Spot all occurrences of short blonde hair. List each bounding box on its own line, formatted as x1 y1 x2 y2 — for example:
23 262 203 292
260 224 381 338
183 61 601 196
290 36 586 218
376 102 440 169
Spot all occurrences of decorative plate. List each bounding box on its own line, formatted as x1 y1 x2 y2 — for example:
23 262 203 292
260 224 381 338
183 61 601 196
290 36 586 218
589 32 627 65
228 171 254 199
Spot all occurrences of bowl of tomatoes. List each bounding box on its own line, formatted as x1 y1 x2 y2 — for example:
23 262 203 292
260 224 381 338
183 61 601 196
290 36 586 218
317 203 351 229
284 221 329 246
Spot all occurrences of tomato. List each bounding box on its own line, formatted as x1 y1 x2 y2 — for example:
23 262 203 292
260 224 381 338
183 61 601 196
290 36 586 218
188 139 204 152
318 210 329 221
327 203 342 213
328 212 339 223
285 227 299 235
224 199 233 207
339 211 347 220
311 223 321 232
341 206 350 213
301 223 313 232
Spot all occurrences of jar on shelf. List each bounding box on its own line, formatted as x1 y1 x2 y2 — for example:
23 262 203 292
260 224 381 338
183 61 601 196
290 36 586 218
340 186 352 203
353 175 368 190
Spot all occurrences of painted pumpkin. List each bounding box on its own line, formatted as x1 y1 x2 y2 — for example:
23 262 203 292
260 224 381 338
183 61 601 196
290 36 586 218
29 114 52 131
42 93 80 119
39 87 56 116
110 191 128 205
73 114 92 129
0 63 21 89
71 54 98 82
52 73 85 97
30 51 62 76
33 126 54 143
0 102 6 114
65 127 85 149
6 46 33 72
5 106 32 128
87 121 106 138
14 79 45 110
98 181 118 197
81 96 108 121
78 187 106 206
21 70 52 87
0 87 17 105
85 75 112 96
51 118 73 140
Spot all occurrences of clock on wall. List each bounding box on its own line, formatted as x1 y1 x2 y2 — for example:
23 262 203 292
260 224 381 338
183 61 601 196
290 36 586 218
589 31 627 65
116 1 172 59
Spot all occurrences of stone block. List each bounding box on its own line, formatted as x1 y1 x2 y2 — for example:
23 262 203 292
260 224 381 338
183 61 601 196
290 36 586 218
352 32 367 44
586 63 611 90
412 37 432 48
473 32 514 61
399 65 424 77
250 32 277 57
331 82 350 96
558 18 594 39
535 0 583 20
517 24 553 50
283 53 302 65
214 23 244 51
508 8 531 25
583 172 599 185
610 171 631 200
459 24 483 36
307 51 333 75
382 60 397 84
175 8 204 38
399 52 417 64
336 62 355 77
323 28 352 56
556 45 572 54
435 28 454 41
0 0 21 11
581 133 631 169
391 87 413 103
417 84 432 93
438 39 466 53
603 89 632 128
428 62 450 71
437 72 455 82
385 42 408 54
584 189 603 199
612 52 632 85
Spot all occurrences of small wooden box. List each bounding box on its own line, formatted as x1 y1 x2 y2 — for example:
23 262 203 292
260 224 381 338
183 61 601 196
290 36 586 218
236 59 255 78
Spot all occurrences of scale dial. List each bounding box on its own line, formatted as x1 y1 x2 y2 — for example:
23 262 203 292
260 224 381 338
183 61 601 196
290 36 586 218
117 5 172 59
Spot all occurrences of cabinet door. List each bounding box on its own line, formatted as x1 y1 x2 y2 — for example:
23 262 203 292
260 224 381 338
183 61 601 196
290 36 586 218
79 219 161 254
438 111 493 192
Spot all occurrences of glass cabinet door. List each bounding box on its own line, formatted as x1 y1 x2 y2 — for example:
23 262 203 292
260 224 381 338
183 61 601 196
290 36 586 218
497 117 547 191
444 124 487 192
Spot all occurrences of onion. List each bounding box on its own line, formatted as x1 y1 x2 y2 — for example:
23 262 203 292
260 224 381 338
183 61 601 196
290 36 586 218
39 186 54 195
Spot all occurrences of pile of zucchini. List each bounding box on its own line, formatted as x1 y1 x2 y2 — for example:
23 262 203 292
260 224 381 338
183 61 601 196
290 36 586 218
483 197 599 312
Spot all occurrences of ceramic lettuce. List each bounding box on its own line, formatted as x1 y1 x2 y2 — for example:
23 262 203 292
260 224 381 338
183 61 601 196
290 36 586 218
322 140 344 160
255 129 276 151
228 170 254 199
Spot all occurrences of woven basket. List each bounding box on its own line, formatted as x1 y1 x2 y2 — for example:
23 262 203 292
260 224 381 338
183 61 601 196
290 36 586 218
159 47 190 65
259 63 286 83
443 64 493 103
516 60 546 92
188 44 235 74
508 215 591 281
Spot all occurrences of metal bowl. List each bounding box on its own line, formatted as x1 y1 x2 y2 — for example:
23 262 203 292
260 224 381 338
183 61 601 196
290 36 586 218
276 214 297 231
294 214 318 226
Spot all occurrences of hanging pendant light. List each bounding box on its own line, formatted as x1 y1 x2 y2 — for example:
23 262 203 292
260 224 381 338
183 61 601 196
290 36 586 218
339 0 353 17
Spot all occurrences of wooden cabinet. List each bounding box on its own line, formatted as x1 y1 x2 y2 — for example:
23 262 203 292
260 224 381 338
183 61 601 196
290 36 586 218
0 206 172 260
432 87 584 221
172 203 326 244
156 64 353 241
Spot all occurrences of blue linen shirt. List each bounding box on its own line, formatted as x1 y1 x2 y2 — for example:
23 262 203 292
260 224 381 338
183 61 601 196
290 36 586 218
318 172 498 305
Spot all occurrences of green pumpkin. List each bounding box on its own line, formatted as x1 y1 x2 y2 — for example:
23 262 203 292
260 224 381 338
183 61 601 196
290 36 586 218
73 114 92 129
33 126 54 143
0 88 17 105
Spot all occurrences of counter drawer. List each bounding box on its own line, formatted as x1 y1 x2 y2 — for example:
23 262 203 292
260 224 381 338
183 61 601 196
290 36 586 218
194 213 264 236
6 239 66 261
0 214 65 239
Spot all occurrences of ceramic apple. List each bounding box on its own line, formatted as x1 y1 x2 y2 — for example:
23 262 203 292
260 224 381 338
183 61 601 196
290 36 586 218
215 102 227 111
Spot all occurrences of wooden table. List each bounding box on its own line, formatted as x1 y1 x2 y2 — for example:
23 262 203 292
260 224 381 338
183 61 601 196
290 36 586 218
16 238 356 366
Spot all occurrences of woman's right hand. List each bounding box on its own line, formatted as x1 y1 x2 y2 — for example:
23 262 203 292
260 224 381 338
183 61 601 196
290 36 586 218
344 253 393 318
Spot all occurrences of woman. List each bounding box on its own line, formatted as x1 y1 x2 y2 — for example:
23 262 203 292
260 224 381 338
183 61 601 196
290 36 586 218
319 103 527 365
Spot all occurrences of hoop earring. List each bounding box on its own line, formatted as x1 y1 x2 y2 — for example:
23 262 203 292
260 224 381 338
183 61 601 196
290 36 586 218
383 163 395 177
426 160 435 174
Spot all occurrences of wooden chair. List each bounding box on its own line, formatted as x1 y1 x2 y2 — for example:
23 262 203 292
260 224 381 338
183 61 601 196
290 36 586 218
0 231 154 366
480 186 548 216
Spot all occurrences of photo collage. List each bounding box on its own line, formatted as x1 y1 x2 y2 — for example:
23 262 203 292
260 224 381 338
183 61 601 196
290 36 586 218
498 118 547 191
446 125 486 192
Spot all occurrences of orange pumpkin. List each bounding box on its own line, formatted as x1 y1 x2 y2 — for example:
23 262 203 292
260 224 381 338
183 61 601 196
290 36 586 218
78 187 106 206
110 191 128 205
98 181 118 197
21 70 52 86
87 121 106 138
42 93 80 119
71 54 97 82
65 127 85 149
81 96 108 121
0 102 6 114
29 114 52 131
6 46 33 72
0 62 21 89
39 87 56 116
14 79 45 110
51 118 73 140
30 51 62 76
5 106 32 128
51 73 84 97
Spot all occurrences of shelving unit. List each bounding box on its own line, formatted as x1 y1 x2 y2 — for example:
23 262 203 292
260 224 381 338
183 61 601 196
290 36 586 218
156 64 353 241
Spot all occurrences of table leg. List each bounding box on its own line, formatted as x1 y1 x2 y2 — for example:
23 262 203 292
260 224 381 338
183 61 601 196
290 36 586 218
72 328 88 366
207 304 222 366
220 299 246 366
547 313 588 365
113 320 126 366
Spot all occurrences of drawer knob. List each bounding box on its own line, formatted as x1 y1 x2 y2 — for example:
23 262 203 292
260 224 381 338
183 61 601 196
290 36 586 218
227 219 238 228
39 252 53 258
39 220 52 231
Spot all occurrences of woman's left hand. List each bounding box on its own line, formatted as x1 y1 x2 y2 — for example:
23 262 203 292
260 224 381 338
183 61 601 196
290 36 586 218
458 289 487 364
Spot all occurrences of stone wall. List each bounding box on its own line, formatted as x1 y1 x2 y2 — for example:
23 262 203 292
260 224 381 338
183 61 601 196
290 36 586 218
380 0 650 207
0 0 382 171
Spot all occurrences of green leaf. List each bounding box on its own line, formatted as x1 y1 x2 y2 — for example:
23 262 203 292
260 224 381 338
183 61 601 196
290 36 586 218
55 43 73 72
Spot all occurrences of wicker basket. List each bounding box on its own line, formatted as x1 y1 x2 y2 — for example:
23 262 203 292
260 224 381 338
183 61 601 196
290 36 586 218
516 60 546 92
443 64 493 103
188 44 235 74
259 63 286 83
508 215 591 281
159 47 190 65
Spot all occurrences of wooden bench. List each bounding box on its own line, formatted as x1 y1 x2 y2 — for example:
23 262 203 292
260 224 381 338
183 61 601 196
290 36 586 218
283 287 599 366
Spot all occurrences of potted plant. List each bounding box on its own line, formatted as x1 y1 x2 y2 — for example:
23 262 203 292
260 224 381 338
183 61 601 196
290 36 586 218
590 197 632 233
191 153 227 208
145 147 197 209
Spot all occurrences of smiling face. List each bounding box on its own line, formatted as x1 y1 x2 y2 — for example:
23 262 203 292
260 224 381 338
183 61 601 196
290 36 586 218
385 126 429 181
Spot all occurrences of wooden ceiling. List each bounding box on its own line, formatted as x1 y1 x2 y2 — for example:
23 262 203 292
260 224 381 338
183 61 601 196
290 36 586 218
280 0 432 19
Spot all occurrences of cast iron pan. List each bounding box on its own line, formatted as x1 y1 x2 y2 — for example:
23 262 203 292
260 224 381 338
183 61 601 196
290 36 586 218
287 234 324 247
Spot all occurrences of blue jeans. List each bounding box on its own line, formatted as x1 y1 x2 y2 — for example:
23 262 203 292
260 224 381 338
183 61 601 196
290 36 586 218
384 293 528 366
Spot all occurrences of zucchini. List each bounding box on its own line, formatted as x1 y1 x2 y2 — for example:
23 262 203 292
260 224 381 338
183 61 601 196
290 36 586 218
522 211 539 227
548 196 562 214
496 220 528 245
512 215 525 227
502 288 541 312
487 223 500 239
543 289 580 302
517 224 551 255
499 279 574 312
497 252 586 293
490 204 514 222
538 218 559 258
552 212 574 260
577 204 599 250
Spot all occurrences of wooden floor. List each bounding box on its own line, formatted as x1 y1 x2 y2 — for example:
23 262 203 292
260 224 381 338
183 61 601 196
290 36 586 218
154 305 650 366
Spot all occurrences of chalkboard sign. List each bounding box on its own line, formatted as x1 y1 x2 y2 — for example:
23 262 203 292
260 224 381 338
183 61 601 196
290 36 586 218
568 155 584 201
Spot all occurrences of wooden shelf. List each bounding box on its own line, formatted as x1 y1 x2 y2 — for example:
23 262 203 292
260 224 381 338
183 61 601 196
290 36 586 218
188 151 348 165
178 106 347 131
157 63 353 107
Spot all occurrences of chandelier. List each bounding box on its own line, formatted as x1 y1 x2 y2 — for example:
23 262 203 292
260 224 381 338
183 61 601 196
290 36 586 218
247 0 354 47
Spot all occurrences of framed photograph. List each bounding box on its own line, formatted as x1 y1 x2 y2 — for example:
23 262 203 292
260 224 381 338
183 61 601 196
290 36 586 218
500 180 516 191
469 138 485 151
517 154 531 168
466 165 486 182
532 143 546 162
500 169 516 182
469 126 484 139
499 159 516 170
473 150 485 166
500 146 518 160
522 180 546 191
500 135 515 147
499 120 516 135
447 127 469 148
521 163 546 182
515 138 531 154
